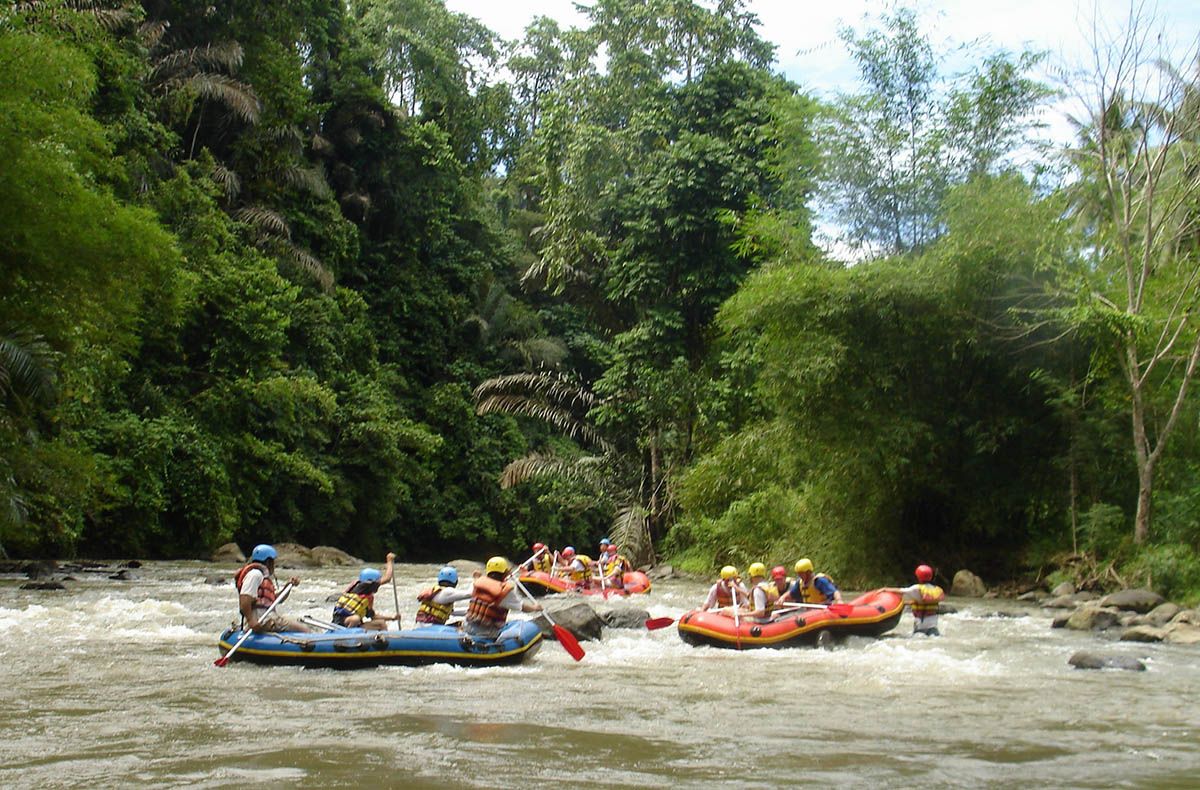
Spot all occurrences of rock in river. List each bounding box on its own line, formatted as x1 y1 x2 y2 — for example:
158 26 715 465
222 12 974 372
1068 651 1146 671
950 569 987 597
1100 589 1165 614
535 601 604 642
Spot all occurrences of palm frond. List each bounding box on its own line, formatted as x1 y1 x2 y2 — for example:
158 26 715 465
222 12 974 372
473 371 597 412
137 19 168 48
281 244 333 292
279 164 332 199
167 73 260 124
609 503 653 566
210 163 241 200
235 206 290 239
152 42 245 79
499 452 603 489
0 331 58 414
475 394 608 449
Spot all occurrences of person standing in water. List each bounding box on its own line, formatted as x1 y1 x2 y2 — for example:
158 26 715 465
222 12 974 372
883 564 946 636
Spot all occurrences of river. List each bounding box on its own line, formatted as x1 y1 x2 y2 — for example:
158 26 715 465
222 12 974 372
1 561 1197 788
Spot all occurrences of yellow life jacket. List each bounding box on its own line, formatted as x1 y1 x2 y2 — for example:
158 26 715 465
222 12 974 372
530 553 554 574
415 585 454 624
801 572 835 604
602 553 629 578
909 583 944 618
334 588 373 619
568 555 593 583
755 580 780 615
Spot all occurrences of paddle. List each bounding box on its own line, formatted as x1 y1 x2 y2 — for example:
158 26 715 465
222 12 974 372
390 570 401 631
215 581 294 667
773 601 854 616
730 582 742 649
512 575 584 661
645 616 676 630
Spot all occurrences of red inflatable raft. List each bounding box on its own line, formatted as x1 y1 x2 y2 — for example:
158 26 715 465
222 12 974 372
676 589 904 649
518 569 652 597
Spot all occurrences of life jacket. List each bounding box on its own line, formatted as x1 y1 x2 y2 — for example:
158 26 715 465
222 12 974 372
415 585 454 624
466 576 513 629
602 553 629 578
333 581 375 620
530 553 554 574
567 555 593 583
909 583 944 618
755 580 780 615
713 581 735 607
801 573 836 604
234 562 276 609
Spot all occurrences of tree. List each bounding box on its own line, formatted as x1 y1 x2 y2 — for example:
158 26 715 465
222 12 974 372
1060 6 1200 544
821 8 1049 257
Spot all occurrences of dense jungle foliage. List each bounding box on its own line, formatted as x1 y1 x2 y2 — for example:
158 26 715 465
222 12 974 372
2 1 1199 599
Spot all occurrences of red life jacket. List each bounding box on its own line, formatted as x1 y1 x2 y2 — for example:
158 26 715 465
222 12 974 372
233 562 276 608
466 576 513 629
713 581 735 607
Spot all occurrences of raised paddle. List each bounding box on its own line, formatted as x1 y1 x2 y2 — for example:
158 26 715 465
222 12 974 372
390 568 402 631
215 581 294 667
730 582 742 649
512 575 585 661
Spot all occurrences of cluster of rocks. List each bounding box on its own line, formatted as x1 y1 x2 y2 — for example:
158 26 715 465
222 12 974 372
530 599 651 642
1034 584 1200 645
0 559 142 590
210 542 361 568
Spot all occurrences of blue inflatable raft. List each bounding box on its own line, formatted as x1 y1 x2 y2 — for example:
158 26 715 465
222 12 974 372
216 620 543 669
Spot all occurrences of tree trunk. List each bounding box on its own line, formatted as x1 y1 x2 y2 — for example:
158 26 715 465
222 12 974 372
1134 458 1153 545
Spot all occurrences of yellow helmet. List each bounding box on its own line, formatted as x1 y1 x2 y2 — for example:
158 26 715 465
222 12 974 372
720 565 739 580
485 556 510 575
747 562 767 578
794 558 814 574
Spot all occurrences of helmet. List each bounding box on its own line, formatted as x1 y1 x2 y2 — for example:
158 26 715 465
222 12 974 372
720 565 738 580
561 546 576 558
771 566 787 580
359 568 382 583
532 542 546 552
599 536 611 546
915 564 934 582
250 544 277 562
437 566 459 586
485 556 510 575
748 562 767 578
794 558 814 575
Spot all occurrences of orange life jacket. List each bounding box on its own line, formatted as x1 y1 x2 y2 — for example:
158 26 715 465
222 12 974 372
713 581 735 607
466 576 513 629
234 562 276 609
416 585 454 624
910 583 945 618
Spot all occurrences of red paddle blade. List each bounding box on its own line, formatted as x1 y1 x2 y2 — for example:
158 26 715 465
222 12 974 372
644 617 675 630
552 624 585 661
213 655 230 667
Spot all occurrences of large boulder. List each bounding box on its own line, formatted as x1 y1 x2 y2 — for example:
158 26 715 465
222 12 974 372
950 570 987 598
310 546 361 567
599 607 651 630
1050 581 1076 597
1065 605 1122 631
646 564 676 580
1169 609 1200 626
1068 651 1146 671
1163 622 1200 645
1119 625 1167 643
22 560 58 579
536 601 604 642
274 543 316 568
1145 602 1182 626
210 543 245 563
1100 589 1165 614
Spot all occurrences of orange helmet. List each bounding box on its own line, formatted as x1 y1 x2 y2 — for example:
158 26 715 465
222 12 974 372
771 566 787 580
532 542 546 552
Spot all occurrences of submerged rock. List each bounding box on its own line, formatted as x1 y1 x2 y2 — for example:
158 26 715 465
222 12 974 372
20 581 66 590
536 601 604 642
1120 625 1167 643
599 607 651 629
1100 589 1165 614
1065 605 1121 631
1068 651 1146 671
950 570 987 597
1050 613 1072 629
211 543 245 563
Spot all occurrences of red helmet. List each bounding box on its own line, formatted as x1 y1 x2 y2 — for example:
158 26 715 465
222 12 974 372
915 564 934 582
532 542 546 552
771 565 787 580
561 546 576 558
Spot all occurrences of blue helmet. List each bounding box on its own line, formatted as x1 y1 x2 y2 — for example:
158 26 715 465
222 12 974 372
599 537 611 546
437 566 459 587
359 568 382 583
250 544 277 562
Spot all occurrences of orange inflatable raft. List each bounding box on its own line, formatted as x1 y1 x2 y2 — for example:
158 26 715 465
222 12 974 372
676 589 904 649
518 569 652 597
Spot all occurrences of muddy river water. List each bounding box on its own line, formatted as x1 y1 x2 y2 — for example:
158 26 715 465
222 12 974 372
1 561 1197 788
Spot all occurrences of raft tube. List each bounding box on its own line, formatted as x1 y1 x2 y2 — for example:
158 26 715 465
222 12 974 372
216 619 543 669
676 589 904 650
517 569 652 597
